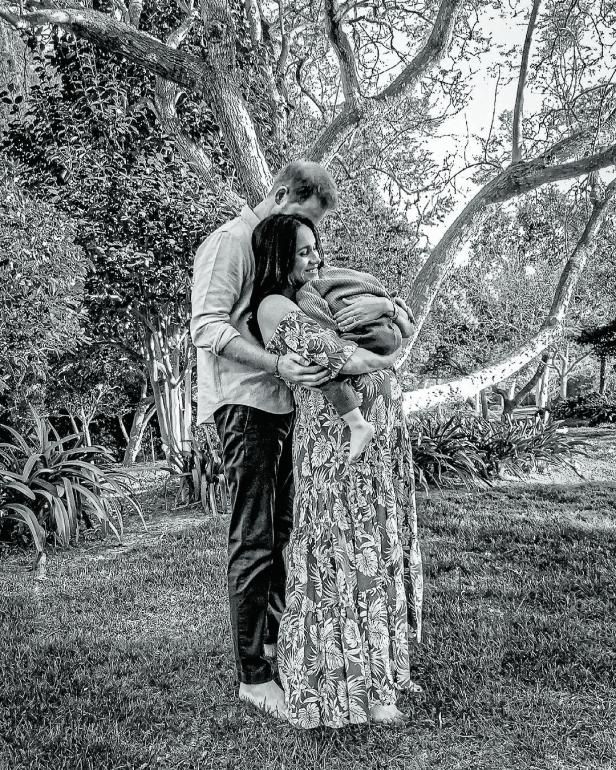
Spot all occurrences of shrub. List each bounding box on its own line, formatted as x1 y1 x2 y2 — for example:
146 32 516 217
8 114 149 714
550 392 616 425
0 411 143 556
409 415 489 490
177 425 228 515
408 414 588 489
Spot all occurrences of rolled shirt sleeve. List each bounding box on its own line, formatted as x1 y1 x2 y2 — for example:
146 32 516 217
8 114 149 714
191 230 244 356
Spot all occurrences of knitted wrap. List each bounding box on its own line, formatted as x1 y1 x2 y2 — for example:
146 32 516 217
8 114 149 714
296 265 393 331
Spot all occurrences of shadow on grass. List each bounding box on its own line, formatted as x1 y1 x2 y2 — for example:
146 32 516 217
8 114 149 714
1 486 615 769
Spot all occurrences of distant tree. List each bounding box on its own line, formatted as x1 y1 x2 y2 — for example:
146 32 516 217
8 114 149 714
577 319 616 396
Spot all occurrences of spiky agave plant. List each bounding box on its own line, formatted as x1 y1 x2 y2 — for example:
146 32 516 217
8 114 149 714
0 410 144 558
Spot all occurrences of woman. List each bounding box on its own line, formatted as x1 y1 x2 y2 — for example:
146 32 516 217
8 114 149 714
249 214 423 729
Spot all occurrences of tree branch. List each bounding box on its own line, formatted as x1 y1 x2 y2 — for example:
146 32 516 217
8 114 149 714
403 139 616 349
127 0 143 27
0 1 272 202
242 0 262 46
402 177 616 413
307 0 462 162
151 11 241 205
295 56 326 117
511 0 541 162
376 0 461 102
323 0 361 105
0 4 209 91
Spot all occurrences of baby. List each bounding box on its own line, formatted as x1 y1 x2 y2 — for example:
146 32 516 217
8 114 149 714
296 265 412 462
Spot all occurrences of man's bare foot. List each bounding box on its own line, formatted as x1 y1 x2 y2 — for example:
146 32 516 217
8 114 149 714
263 643 277 659
349 422 375 463
370 704 408 725
239 681 287 720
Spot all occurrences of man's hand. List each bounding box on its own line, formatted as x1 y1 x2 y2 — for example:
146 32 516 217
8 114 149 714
278 352 331 387
334 296 390 332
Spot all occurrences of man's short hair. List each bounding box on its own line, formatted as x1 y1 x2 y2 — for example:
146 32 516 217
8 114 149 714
271 160 338 211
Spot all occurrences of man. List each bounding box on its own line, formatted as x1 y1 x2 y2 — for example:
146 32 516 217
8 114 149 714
191 160 403 717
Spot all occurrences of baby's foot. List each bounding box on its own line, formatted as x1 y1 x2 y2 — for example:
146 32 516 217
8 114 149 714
349 422 375 463
370 704 408 725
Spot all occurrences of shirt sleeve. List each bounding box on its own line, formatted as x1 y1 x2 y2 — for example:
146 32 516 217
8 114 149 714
277 311 358 378
190 229 244 356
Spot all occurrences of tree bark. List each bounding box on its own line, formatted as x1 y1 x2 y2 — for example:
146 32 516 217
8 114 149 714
480 388 489 419
599 355 608 395
199 0 272 203
511 0 541 162
122 381 155 465
536 353 552 409
149 12 241 207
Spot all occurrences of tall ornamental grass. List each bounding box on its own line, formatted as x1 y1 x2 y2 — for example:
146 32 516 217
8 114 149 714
0 411 143 556
409 414 588 489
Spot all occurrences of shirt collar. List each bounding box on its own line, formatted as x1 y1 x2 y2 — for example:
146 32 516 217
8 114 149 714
240 205 260 230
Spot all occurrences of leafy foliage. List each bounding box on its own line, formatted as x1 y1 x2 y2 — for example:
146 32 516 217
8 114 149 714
409 415 588 489
551 393 616 426
0 169 89 418
0 411 142 553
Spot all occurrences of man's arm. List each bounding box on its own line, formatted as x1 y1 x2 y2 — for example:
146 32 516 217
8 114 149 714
191 228 245 355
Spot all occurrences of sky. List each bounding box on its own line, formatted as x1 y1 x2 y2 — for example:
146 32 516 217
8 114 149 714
423 7 544 245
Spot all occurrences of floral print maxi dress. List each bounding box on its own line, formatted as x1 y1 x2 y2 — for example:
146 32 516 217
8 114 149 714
266 311 423 729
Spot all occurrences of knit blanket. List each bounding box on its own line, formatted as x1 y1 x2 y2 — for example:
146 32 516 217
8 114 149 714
296 265 393 331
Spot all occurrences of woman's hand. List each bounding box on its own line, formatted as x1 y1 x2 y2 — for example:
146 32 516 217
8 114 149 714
334 296 390 332
392 296 414 324
393 301 414 339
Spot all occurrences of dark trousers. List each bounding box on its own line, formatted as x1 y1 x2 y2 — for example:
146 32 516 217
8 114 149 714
213 404 294 685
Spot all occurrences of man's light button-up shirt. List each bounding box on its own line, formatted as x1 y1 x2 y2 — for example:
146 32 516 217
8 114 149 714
190 206 294 424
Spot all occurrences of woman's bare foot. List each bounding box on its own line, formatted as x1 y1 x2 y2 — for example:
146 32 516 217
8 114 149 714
409 680 423 693
369 704 408 725
239 681 287 720
349 422 375 463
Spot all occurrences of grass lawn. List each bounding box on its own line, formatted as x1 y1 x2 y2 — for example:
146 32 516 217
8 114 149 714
1 482 615 770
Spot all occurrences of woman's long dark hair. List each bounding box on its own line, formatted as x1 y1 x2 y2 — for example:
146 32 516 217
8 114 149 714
248 213 323 342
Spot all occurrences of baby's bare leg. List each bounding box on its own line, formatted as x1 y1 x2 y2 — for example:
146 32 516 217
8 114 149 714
341 407 375 463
